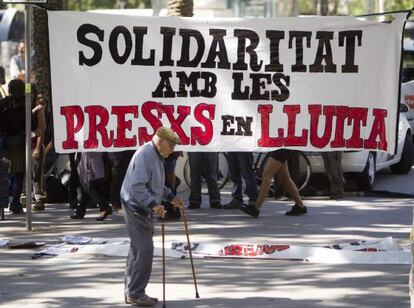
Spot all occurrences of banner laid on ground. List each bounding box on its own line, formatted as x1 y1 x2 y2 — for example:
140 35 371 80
29 236 411 265
48 12 406 153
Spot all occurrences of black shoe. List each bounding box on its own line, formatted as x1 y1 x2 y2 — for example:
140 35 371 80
223 199 242 209
188 202 200 209
32 201 45 211
70 212 85 219
10 207 24 215
329 193 344 200
210 202 223 209
285 204 307 216
9 203 24 215
96 207 113 221
240 204 260 218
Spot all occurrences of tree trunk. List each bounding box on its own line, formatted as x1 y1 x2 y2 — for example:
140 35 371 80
32 1 63 106
167 0 194 17
320 0 329 16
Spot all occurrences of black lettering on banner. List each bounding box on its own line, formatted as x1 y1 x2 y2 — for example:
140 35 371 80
200 72 217 98
177 29 205 67
231 72 249 100
265 30 285 72
176 71 201 97
233 29 263 72
271 73 290 101
131 27 155 66
159 27 176 66
289 31 312 72
309 31 337 73
221 115 235 135
78 23 104 66
109 26 132 64
250 73 271 100
235 116 253 136
152 71 176 97
201 29 231 69
339 30 362 73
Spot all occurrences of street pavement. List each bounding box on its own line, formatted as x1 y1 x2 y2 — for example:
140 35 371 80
0 167 413 307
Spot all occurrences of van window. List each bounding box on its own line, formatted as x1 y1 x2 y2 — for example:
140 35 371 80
402 47 414 82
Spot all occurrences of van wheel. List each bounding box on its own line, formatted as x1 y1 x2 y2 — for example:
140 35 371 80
390 132 414 174
356 152 376 191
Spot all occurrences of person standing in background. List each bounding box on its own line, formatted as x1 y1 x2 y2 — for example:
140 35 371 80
0 79 26 214
108 151 135 212
223 152 258 209
322 152 344 200
30 85 46 211
187 152 222 210
10 41 25 80
70 152 113 221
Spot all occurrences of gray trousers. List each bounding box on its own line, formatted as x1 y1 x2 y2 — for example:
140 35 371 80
322 152 344 195
123 205 154 299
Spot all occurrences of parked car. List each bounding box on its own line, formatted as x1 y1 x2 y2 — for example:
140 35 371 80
307 107 414 191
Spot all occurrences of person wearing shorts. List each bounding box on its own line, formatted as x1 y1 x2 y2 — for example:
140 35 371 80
240 149 307 218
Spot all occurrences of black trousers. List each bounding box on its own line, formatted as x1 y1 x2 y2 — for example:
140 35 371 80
108 151 134 204
75 178 111 215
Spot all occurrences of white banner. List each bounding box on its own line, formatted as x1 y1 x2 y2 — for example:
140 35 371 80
48 12 406 153
33 236 411 264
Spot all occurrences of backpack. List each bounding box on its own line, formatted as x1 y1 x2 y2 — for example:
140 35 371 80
0 96 25 136
44 170 70 203
0 96 38 136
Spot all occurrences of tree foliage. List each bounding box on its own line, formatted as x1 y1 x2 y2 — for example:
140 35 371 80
62 0 150 11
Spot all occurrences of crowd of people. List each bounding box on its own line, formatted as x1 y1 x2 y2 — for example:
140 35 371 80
0 47 344 222
0 42 347 308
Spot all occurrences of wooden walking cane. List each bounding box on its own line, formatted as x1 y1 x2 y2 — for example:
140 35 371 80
162 217 166 308
181 206 200 298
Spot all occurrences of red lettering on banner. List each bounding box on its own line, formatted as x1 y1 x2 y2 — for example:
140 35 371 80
284 105 308 146
220 244 290 256
364 109 387 150
59 101 390 152
191 103 215 145
84 105 114 149
257 104 284 147
162 105 191 144
346 107 368 148
61 105 84 150
356 248 380 252
262 245 289 254
138 101 163 145
330 106 348 148
308 104 335 148
223 245 243 256
112 106 138 147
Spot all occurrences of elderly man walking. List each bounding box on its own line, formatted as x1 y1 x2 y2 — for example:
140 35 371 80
121 127 183 307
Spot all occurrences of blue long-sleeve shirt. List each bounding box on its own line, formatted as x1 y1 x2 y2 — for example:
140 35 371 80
120 142 174 213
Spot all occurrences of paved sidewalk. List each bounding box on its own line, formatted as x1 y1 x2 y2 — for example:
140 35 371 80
0 188 413 307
